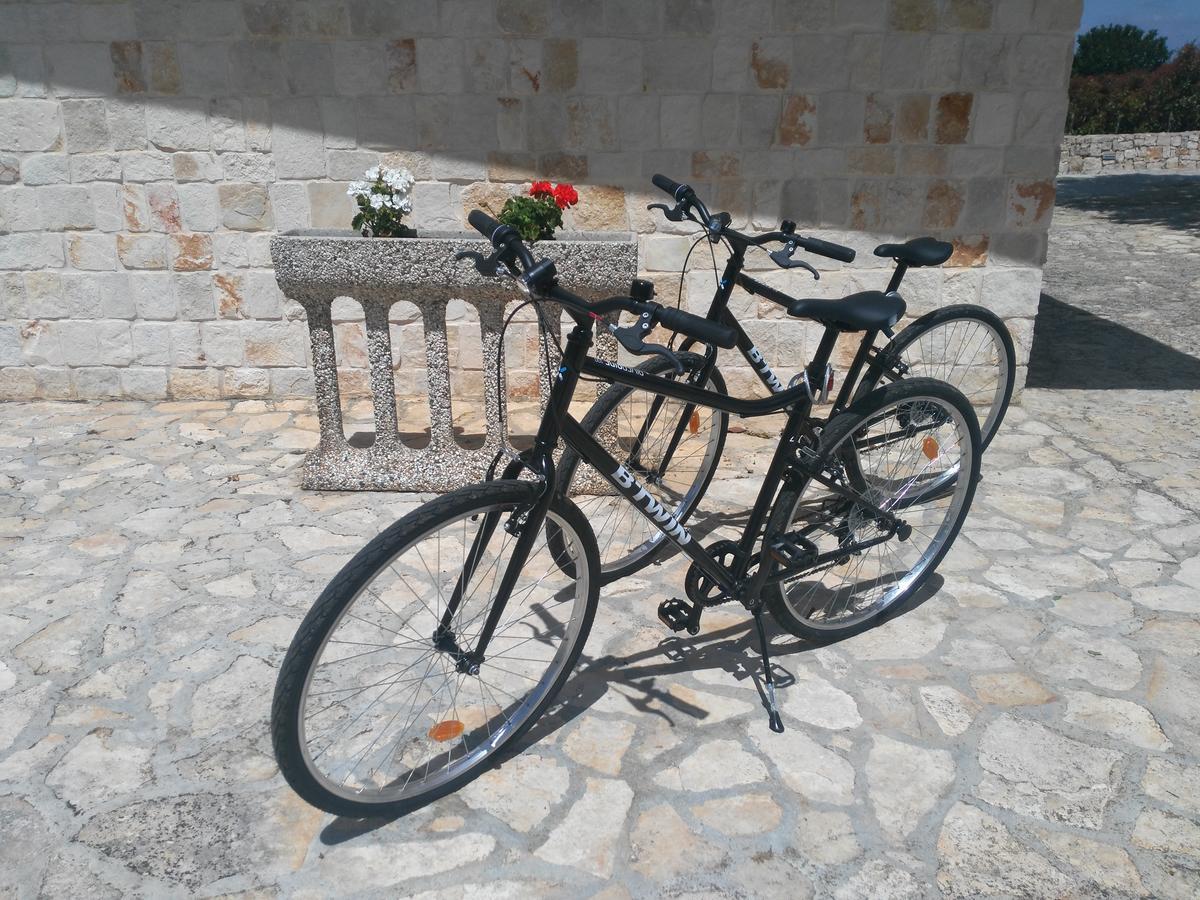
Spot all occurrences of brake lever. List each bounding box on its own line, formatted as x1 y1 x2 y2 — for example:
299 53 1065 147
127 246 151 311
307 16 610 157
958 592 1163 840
769 242 820 280
609 320 684 375
647 202 689 223
455 249 507 278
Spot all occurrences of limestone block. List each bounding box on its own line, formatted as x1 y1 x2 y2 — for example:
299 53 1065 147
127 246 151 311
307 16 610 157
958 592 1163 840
61 99 110 152
121 152 174 182
0 234 64 270
174 273 217 319
44 43 112 97
71 154 122 183
130 272 177 320
21 155 70 186
146 101 211 151
0 187 40 233
176 184 223 232
72 366 121 398
120 367 168 399
218 184 274 231
117 234 168 270
67 234 118 271
130 322 173 366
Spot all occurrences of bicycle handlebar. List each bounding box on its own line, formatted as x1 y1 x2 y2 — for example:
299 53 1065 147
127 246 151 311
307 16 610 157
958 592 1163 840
649 174 856 265
466 209 738 351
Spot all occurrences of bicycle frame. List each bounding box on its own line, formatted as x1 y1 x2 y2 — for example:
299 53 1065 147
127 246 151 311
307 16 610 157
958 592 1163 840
680 242 910 413
458 307 855 664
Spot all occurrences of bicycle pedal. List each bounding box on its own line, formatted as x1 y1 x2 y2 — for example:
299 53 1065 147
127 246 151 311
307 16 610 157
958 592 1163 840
657 597 701 635
768 534 819 569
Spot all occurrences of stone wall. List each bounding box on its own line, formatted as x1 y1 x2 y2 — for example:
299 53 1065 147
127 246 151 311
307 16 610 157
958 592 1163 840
1059 132 1200 176
0 0 1082 407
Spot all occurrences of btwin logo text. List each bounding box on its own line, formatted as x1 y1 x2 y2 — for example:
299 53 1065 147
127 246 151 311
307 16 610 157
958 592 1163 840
747 346 785 393
611 464 692 545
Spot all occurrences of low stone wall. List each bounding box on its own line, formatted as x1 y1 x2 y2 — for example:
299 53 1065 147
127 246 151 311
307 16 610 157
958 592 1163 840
1059 132 1200 175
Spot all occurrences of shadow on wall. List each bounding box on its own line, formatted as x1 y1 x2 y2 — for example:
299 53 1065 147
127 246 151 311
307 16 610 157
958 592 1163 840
0 0 1078 238
1027 292 1200 390
1055 173 1200 232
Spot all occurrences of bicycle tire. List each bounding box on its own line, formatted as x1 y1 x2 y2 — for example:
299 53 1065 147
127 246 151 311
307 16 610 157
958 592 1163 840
765 377 981 642
854 304 1015 452
554 352 728 584
272 480 600 816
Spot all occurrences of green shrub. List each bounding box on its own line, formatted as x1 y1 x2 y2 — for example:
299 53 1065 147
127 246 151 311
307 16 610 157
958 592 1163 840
1067 43 1200 135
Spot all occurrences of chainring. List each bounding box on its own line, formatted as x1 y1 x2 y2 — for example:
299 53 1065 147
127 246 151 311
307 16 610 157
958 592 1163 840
685 539 747 607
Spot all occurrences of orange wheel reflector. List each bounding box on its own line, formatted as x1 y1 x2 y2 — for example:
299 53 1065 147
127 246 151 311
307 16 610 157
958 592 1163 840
688 410 701 433
427 720 465 742
922 436 940 460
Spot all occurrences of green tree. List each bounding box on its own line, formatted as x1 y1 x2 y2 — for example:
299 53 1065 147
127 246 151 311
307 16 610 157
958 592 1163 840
1073 24 1170 77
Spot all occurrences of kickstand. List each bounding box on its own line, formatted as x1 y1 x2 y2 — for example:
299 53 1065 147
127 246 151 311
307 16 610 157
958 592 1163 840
752 609 785 733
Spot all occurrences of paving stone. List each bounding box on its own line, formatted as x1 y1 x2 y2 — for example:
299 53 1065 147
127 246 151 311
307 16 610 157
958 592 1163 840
1143 758 1200 817
691 794 782 836
780 668 863 730
936 803 1072 899
748 719 855 805
45 728 154 812
1063 689 1171 751
794 808 862 865
459 753 569 833
969 672 1055 706
1034 827 1146 895
629 803 724 881
534 777 633 878
1032 625 1142 690
1132 807 1200 857
867 734 956 839
1051 591 1134 627
919 684 979 736
657 739 769 792
78 791 323 889
976 715 1122 829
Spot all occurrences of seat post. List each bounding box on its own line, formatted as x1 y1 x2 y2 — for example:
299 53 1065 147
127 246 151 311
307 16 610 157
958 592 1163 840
886 262 908 294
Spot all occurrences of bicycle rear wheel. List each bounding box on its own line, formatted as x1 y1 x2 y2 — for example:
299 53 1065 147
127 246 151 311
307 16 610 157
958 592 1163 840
271 481 599 816
855 304 1015 451
555 352 727 583
765 377 980 642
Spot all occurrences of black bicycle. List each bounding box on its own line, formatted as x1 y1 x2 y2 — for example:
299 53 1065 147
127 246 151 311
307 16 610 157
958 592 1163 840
556 174 1015 582
271 210 982 816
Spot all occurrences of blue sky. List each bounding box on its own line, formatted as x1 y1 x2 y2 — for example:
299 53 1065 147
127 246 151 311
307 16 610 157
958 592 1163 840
1078 0 1200 50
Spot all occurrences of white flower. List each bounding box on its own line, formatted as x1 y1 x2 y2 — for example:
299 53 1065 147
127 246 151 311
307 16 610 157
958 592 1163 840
382 166 415 193
364 165 381 181
346 181 370 197
370 194 385 209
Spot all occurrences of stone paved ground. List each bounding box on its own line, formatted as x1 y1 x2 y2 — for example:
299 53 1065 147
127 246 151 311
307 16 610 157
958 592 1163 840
3 176 1200 898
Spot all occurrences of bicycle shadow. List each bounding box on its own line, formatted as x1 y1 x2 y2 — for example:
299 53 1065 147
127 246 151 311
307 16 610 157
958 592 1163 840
318 571 942 843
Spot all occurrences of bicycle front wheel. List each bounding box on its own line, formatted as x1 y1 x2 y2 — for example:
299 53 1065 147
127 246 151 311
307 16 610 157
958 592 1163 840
856 304 1015 451
555 352 728 583
766 377 981 641
271 481 599 816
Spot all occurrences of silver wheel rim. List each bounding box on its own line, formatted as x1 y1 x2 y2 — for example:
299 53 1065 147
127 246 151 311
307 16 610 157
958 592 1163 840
296 503 590 805
897 315 1009 446
778 393 974 631
570 375 724 575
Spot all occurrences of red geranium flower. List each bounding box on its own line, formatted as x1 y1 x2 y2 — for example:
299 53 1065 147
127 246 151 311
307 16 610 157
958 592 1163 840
553 183 579 209
529 181 554 199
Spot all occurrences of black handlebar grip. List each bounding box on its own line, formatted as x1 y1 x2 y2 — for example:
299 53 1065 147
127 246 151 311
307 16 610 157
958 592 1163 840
658 306 737 349
800 236 856 263
651 173 689 201
467 209 505 242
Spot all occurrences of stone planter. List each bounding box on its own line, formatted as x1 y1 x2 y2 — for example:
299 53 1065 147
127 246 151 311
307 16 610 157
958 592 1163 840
271 230 638 492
